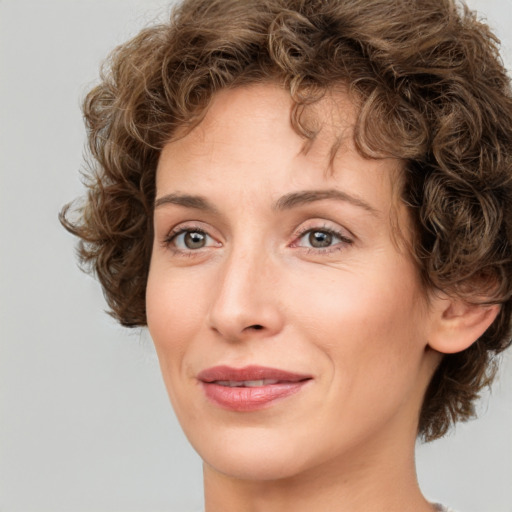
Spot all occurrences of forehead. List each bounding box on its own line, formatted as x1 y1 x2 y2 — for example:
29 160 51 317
184 84 357 147
156 83 405 217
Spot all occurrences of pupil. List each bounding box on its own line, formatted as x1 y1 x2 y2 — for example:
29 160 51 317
309 231 332 248
185 231 206 249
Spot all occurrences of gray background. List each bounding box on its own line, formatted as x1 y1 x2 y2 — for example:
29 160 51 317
0 1 511 511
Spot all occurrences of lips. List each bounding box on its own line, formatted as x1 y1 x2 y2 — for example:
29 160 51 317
197 365 312 411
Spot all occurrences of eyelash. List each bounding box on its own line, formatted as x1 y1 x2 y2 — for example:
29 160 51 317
292 225 353 255
162 224 214 256
161 224 353 256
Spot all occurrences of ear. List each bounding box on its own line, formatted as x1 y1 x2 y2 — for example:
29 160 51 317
427 294 501 354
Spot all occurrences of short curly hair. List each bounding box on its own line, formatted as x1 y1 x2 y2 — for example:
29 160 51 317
61 0 512 441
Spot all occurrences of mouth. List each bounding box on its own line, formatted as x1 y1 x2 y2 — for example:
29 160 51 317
197 365 312 412
212 379 281 387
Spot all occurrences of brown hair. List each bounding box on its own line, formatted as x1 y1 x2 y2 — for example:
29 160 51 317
61 0 512 441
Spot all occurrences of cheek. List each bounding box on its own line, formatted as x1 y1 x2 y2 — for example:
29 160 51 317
146 265 214 426
146 264 206 368
292 257 427 385
293 266 429 447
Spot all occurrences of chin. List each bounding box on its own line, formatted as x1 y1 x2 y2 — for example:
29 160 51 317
204 454 309 482
189 426 315 481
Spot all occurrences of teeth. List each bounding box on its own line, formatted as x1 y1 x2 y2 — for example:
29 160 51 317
215 379 279 387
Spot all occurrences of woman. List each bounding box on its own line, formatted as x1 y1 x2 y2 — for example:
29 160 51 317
61 0 512 510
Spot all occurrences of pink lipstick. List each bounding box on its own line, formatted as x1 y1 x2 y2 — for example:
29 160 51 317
197 365 312 411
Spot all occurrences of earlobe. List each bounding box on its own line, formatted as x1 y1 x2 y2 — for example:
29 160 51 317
427 295 501 354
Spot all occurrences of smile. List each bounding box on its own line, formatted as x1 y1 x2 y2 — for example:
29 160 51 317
197 365 312 411
214 379 280 387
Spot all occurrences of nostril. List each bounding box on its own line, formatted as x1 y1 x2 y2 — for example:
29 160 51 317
249 325 264 330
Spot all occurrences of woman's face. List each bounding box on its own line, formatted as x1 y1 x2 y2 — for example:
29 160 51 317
147 84 440 481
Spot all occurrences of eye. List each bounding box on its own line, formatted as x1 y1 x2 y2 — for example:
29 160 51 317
166 228 219 251
305 230 337 248
293 227 352 252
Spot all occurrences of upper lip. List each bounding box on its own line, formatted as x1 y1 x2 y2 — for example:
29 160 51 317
197 365 312 383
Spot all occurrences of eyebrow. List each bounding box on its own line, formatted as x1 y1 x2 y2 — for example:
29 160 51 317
154 189 379 216
274 189 379 216
154 193 219 214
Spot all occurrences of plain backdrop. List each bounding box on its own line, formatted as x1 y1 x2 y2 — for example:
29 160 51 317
1 1 511 511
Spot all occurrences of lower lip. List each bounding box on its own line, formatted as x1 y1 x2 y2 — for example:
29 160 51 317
201 381 309 411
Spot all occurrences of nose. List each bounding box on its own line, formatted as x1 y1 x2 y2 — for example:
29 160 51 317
207 245 285 342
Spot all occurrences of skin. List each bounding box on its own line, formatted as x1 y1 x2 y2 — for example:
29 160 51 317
146 83 457 512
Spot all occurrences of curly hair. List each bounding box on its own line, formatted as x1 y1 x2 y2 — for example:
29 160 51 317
60 0 512 441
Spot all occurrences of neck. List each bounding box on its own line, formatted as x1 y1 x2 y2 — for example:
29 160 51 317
203 428 433 512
